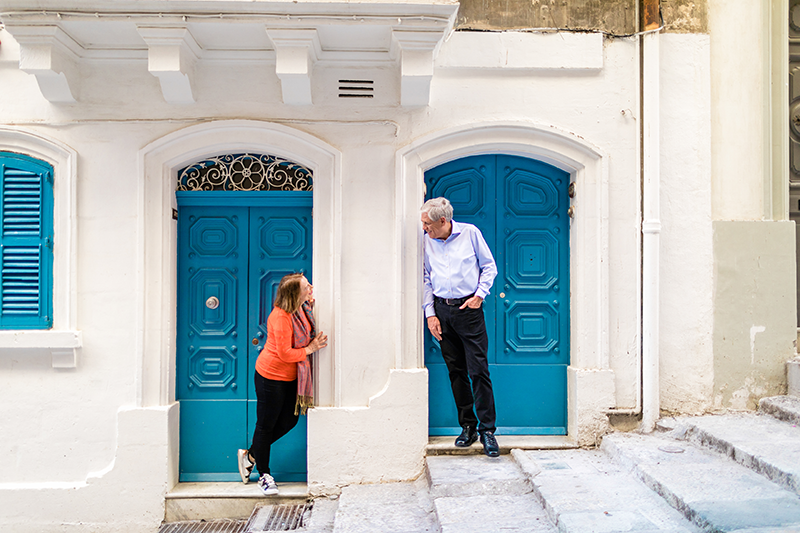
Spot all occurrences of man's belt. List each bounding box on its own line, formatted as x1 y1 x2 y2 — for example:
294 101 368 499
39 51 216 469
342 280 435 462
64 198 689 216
434 294 475 307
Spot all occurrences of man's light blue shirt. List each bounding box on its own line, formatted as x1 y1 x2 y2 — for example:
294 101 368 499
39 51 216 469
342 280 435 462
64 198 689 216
422 220 498 318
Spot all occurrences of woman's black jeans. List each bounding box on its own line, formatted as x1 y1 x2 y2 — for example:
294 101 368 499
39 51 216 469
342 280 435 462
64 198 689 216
249 373 299 476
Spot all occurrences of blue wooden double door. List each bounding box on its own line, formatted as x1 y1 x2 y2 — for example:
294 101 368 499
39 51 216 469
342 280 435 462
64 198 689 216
176 192 311 482
425 154 570 435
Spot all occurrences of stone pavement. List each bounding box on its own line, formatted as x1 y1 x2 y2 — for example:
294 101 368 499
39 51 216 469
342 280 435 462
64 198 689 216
299 395 800 533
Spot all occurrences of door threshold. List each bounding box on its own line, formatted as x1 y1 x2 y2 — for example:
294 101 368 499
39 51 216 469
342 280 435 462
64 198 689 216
426 435 577 456
168 481 308 499
166 482 308 522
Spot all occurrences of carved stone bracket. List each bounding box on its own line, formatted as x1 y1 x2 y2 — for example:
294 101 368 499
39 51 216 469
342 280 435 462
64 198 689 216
266 28 321 106
137 26 200 105
4 24 80 103
391 30 444 107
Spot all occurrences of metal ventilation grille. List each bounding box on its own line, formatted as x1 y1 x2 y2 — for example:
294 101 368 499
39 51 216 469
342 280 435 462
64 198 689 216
246 502 312 532
158 519 247 533
338 79 374 98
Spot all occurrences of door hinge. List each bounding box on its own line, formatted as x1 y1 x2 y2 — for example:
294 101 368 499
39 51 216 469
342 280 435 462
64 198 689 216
44 237 53 249
172 208 179 221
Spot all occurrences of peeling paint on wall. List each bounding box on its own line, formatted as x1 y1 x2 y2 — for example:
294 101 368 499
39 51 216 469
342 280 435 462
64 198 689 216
661 0 709 33
455 0 708 34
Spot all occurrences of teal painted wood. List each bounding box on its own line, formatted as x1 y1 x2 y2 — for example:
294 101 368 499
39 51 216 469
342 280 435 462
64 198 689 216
424 154 569 436
0 152 53 329
176 193 312 482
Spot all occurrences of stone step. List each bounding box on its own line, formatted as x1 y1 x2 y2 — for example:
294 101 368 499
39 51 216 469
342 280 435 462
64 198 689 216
679 412 800 496
331 478 437 533
512 448 700 533
602 432 800 532
759 394 800 425
426 435 577 456
426 455 531 498
426 455 555 533
165 482 307 522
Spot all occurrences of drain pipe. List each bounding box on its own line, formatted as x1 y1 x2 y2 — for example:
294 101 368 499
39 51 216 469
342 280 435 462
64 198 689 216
641 0 661 432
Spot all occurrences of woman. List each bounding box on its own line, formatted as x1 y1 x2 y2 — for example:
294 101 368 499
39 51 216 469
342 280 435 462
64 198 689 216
237 273 328 495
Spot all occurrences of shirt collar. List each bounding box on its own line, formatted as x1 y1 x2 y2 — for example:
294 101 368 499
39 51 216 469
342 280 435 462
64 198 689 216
448 220 463 239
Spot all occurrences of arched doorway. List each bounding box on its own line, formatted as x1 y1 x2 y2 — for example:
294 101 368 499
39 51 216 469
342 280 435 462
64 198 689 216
175 153 313 481
424 154 570 436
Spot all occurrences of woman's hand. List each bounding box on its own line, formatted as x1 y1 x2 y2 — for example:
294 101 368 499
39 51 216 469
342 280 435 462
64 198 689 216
305 331 328 355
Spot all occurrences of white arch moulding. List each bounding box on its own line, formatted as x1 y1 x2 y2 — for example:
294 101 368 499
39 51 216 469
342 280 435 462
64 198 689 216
395 121 611 441
137 120 342 409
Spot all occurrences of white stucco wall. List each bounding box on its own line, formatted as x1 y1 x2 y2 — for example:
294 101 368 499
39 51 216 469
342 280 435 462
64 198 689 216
659 33 715 414
709 0 769 220
0 16 752 531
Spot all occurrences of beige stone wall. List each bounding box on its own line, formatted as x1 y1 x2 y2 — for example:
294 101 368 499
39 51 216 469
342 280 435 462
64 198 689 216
713 221 797 410
456 0 708 34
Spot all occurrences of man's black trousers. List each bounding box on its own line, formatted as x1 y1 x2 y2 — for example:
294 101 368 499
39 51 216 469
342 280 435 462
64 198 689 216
434 299 497 433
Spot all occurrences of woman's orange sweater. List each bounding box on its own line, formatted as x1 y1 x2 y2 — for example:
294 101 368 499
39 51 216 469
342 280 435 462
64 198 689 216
255 307 310 381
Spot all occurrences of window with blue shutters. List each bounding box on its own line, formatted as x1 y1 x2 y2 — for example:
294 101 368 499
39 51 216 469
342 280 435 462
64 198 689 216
0 152 53 329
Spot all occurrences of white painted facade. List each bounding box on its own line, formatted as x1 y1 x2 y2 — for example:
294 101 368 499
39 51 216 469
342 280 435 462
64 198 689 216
0 1 795 531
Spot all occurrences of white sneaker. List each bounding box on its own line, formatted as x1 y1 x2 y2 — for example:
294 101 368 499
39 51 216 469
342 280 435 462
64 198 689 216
258 473 279 496
237 449 254 484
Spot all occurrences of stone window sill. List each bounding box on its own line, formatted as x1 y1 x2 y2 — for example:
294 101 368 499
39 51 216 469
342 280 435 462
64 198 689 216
0 330 82 368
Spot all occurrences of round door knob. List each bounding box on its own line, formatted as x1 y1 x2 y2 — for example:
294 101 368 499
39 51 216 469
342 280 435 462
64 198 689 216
231 383 237 390
257 332 264 338
206 296 219 309
252 338 259 346
504 348 510 353
504 300 510 307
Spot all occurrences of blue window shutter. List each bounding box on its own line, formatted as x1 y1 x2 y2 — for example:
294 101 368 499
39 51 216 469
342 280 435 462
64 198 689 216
0 152 53 329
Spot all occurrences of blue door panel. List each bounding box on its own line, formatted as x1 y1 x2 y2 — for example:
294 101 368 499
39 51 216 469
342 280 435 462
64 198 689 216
492 365 567 433
179 400 247 481
425 154 569 436
177 193 312 482
427 365 460 435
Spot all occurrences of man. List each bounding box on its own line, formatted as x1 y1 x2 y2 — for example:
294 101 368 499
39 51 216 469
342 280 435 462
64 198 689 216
421 197 500 457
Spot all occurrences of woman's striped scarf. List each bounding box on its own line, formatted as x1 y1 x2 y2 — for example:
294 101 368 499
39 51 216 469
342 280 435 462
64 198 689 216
291 301 316 415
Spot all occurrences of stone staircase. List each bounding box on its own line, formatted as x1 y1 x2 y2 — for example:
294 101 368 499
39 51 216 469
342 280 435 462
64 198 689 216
159 392 800 532
327 395 800 533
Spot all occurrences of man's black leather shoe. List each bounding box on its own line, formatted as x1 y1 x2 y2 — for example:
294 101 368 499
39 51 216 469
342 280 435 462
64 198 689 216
454 425 478 447
480 431 500 457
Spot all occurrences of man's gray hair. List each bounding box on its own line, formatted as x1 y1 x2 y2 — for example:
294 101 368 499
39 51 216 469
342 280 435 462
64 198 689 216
421 197 453 222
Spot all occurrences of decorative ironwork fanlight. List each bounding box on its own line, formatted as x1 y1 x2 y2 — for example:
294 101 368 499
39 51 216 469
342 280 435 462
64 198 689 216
177 153 313 192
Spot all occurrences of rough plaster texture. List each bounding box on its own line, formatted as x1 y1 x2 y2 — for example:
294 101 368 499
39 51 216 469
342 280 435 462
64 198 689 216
659 33 714 415
713 221 797 409
567 367 615 446
307 370 429 494
456 0 707 34
662 0 709 33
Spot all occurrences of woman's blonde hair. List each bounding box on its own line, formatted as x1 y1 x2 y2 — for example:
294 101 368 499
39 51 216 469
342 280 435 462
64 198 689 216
274 273 306 314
